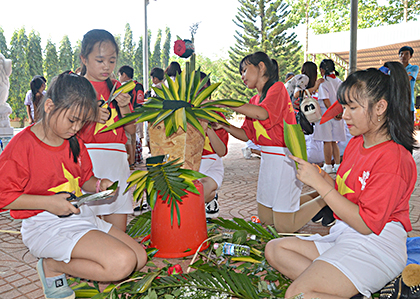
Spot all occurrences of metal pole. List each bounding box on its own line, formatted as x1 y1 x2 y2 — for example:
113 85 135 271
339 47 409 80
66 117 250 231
143 0 149 90
349 0 358 74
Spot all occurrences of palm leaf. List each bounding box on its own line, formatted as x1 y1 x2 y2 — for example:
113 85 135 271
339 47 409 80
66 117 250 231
126 212 151 238
152 109 175 127
185 108 205 136
283 120 307 166
191 82 221 107
165 74 180 101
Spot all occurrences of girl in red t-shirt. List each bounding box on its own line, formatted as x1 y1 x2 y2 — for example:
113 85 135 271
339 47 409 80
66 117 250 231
265 62 417 298
78 29 136 232
0 72 146 299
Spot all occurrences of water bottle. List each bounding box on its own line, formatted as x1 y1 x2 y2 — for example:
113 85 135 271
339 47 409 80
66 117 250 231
214 242 250 256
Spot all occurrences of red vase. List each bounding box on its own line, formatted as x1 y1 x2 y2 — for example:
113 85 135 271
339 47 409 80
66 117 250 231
150 181 210 258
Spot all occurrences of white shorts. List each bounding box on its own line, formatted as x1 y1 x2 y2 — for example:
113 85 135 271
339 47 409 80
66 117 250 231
299 220 407 297
21 206 112 263
257 146 302 212
199 154 224 189
85 143 133 215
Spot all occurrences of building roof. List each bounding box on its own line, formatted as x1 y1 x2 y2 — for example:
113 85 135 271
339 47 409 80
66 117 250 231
307 20 420 74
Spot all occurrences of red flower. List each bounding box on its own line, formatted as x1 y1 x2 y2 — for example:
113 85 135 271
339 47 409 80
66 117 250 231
167 264 183 275
174 40 186 57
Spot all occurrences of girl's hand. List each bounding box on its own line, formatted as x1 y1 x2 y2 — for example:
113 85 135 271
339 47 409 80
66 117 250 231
47 193 80 216
114 93 131 108
97 106 110 124
289 155 325 188
211 122 227 130
98 178 114 192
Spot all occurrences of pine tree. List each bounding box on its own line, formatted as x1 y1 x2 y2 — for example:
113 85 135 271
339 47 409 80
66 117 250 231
44 39 59 83
58 35 73 73
0 27 8 57
72 40 81 72
161 27 171 69
8 28 30 123
26 31 43 78
150 29 162 70
133 36 143 83
219 0 302 101
120 23 134 70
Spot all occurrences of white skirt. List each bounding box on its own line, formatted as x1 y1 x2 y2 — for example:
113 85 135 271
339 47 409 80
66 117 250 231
85 143 133 215
298 220 407 297
257 146 302 212
21 206 112 263
199 154 224 189
313 107 346 142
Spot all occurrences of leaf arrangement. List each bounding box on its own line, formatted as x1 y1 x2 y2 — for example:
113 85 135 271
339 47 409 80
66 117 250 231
102 68 244 137
68 215 294 299
125 158 206 226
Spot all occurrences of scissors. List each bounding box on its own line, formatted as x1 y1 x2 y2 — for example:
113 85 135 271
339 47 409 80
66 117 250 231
57 181 118 217
98 82 123 120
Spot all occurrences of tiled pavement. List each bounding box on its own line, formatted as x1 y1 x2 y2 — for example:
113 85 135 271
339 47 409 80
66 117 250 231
1 131 419 298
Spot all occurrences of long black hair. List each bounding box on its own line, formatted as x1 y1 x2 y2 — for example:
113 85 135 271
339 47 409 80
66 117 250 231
37 71 98 162
79 29 123 119
30 76 46 122
337 61 416 152
239 52 279 102
301 61 317 89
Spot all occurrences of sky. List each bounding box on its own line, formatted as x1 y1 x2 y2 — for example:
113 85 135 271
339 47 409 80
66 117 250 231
1 0 245 60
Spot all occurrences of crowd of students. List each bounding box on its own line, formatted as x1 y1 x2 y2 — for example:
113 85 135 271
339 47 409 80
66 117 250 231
2 27 419 298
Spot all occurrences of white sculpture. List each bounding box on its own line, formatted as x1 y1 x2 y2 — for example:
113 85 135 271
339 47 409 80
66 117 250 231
0 53 12 128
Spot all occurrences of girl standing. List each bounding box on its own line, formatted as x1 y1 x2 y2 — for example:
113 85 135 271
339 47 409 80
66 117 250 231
78 29 136 232
25 75 46 124
265 62 416 298
217 52 325 233
314 59 346 174
0 72 147 299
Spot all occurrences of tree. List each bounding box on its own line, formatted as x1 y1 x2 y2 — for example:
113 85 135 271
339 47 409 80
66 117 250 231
72 40 81 72
133 36 143 83
43 39 59 83
8 28 30 123
219 0 302 102
58 35 73 73
383 0 419 23
161 27 171 68
0 27 8 57
150 29 162 70
26 31 43 78
120 23 135 70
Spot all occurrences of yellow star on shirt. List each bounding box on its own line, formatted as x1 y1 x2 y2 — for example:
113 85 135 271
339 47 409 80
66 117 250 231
288 102 294 114
48 163 83 197
94 103 118 135
336 168 355 196
203 136 213 152
253 120 271 142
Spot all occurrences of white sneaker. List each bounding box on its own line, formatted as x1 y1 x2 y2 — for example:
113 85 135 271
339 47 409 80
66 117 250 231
241 147 252 159
322 164 333 174
333 164 340 173
205 194 220 218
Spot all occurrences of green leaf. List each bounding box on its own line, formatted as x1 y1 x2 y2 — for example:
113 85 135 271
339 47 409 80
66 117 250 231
283 120 307 166
152 109 174 127
185 108 205 136
200 99 246 107
191 82 221 107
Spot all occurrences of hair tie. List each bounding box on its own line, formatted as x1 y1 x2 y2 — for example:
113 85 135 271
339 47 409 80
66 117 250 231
378 66 390 75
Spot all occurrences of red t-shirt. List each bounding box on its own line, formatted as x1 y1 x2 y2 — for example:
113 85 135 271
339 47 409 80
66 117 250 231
334 135 416 234
78 80 132 144
241 82 296 147
130 80 145 108
0 126 94 219
202 113 229 156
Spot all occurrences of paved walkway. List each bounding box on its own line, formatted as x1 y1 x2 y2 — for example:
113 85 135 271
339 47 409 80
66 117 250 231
0 132 419 298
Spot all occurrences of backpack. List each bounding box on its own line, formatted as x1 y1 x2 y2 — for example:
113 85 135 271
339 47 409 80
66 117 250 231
300 90 322 124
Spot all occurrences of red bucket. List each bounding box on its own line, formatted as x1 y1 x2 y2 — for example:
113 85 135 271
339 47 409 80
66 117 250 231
150 181 209 258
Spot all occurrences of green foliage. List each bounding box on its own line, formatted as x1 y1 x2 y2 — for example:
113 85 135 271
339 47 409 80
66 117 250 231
161 27 171 69
0 27 9 57
219 0 302 103
58 35 73 73
151 29 162 70
9 28 30 123
72 40 81 72
26 31 43 78
134 36 144 83
68 216 293 298
119 23 135 72
43 39 59 83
